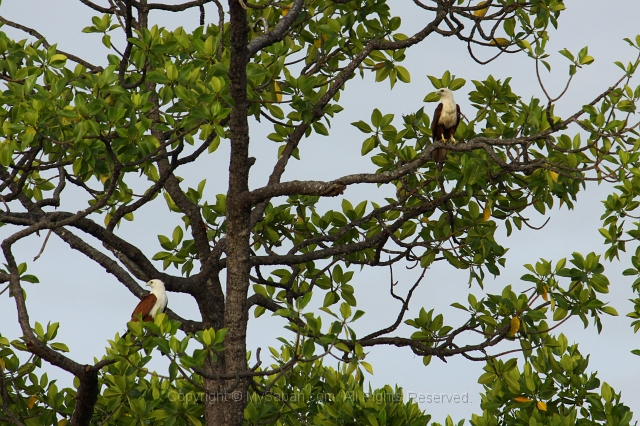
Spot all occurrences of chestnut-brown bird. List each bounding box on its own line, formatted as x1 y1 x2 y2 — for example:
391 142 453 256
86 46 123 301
131 279 168 322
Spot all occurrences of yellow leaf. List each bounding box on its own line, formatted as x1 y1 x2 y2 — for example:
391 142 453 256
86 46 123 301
0 357 5 370
490 38 510 46
559 198 565 208
541 286 549 302
49 54 67 64
281 4 291 15
372 62 385 70
314 39 322 48
514 396 532 403
58 420 68 426
28 396 37 408
509 316 520 336
361 361 374 374
26 127 36 136
537 401 547 411
187 414 202 426
550 171 559 182
474 1 488 17
274 81 282 102
483 204 491 222
100 175 109 184
210 76 222 92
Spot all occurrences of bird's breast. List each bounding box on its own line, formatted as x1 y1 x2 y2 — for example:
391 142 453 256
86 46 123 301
439 105 458 128
150 292 168 317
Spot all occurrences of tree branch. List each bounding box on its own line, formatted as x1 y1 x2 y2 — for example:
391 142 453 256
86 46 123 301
247 0 304 56
78 0 117 13
130 0 215 11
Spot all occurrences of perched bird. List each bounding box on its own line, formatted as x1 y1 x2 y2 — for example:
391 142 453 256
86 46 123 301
431 88 461 163
131 279 168 322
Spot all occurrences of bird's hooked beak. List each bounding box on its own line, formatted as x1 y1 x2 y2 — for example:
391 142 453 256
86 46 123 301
145 280 153 287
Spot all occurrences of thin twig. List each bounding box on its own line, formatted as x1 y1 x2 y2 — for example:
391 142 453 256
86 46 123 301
33 229 53 261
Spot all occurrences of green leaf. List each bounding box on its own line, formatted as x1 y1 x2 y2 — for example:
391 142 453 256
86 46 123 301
172 226 184 245
553 308 568 321
441 71 451 87
50 342 69 352
601 382 612 402
558 48 574 62
313 121 329 136
395 65 410 83
35 322 45 339
478 372 496 384
20 275 39 283
420 252 436 268
208 135 221 153
340 302 352 320
352 120 373 133
371 109 383 128
449 78 466 90
0 144 13 166
48 54 67 66
324 292 339 307
169 362 179 381
423 92 440 103
426 76 442 90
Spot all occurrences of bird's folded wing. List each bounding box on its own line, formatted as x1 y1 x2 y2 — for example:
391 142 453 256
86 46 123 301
432 103 443 139
131 294 157 322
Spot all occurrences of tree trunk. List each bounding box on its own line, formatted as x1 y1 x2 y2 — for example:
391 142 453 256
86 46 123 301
69 369 99 426
203 1 252 424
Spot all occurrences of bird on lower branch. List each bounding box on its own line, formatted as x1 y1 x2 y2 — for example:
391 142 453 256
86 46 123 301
130 279 168 322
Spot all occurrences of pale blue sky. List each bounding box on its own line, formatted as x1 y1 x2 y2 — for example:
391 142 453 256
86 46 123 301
1 0 639 421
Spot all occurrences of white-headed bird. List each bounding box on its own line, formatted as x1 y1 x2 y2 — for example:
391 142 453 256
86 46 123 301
431 88 461 163
131 279 168 322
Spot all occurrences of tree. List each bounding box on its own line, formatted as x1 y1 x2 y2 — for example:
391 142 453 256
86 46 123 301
0 0 639 425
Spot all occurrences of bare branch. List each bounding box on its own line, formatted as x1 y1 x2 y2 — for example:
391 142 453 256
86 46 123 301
78 0 117 14
247 0 304 56
130 0 215 11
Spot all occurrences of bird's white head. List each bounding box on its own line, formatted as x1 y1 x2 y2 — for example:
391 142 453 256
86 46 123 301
437 88 455 102
146 279 165 290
